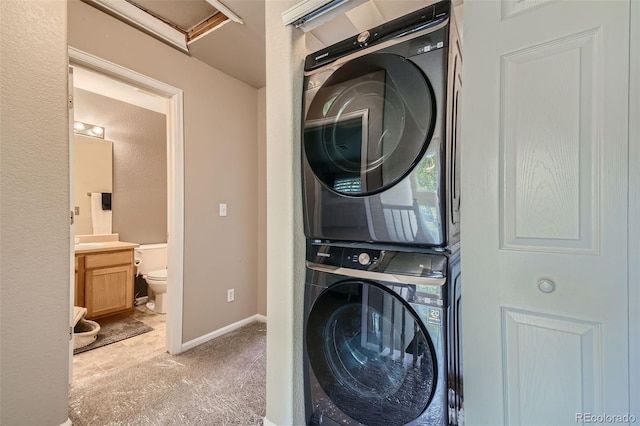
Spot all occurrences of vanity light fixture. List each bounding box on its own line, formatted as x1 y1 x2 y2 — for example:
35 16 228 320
74 121 105 139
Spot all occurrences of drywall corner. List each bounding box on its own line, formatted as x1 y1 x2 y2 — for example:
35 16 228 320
258 86 267 317
265 1 306 424
0 1 70 423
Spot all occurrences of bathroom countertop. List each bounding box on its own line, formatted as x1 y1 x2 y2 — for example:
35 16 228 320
74 241 139 254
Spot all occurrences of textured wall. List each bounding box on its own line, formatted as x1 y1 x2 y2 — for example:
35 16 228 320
0 0 70 424
69 0 260 343
264 1 306 424
74 88 167 244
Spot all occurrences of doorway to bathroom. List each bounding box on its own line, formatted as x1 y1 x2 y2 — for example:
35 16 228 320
68 48 185 367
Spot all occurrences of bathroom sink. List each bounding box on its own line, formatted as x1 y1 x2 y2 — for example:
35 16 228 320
75 242 105 248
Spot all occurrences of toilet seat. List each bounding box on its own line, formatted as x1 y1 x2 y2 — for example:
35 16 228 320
146 268 167 282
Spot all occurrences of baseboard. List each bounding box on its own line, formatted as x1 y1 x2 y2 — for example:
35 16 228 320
181 314 266 352
59 418 72 426
263 417 277 426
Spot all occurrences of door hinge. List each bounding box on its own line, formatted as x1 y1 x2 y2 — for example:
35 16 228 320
70 326 73 341
68 93 73 109
70 210 75 225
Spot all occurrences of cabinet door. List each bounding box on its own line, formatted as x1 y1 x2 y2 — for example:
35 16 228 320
74 255 85 307
85 264 133 319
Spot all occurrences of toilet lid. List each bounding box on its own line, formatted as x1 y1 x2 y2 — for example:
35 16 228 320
147 269 167 280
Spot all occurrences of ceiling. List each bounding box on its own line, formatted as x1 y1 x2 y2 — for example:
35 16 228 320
84 0 266 88
83 0 461 90
188 0 265 88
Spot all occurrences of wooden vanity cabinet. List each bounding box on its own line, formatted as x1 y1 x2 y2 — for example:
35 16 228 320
75 249 134 320
74 254 85 308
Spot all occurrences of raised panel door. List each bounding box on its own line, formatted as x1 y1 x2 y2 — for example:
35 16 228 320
461 1 631 424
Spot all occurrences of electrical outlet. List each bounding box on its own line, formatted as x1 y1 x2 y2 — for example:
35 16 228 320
227 288 235 302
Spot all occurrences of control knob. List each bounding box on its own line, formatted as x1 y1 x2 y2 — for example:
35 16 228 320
358 252 371 266
357 30 370 45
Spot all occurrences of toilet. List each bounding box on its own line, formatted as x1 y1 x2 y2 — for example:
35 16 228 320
134 243 168 314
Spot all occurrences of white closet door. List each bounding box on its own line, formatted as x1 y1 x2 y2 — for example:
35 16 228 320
461 1 631 425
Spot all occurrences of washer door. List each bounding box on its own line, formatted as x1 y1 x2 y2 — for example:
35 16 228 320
306 280 437 426
304 53 436 196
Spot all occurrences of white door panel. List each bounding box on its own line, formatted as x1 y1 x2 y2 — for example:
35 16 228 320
502 308 602 426
461 1 631 424
500 29 599 254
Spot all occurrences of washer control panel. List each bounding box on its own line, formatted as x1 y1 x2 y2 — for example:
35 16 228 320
306 241 447 278
344 248 380 270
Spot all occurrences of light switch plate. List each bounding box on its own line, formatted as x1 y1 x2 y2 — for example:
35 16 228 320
219 203 227 217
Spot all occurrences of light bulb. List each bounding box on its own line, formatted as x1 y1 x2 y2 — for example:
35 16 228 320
91 126 104 136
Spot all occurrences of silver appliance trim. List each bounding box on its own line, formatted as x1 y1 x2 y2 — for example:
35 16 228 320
306 261 446 286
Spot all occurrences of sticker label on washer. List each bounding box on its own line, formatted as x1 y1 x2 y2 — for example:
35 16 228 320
427 308 442 326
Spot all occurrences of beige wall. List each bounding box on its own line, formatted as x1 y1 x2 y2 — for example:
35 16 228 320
74 135 113 235
0 0 70 424
68 0 259 342
74 88 167 244
264 1 306 424
258 87 267 316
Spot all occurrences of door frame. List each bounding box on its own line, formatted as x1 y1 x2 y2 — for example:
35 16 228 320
68 47 185 354
629 0 639 417
68 66 76 384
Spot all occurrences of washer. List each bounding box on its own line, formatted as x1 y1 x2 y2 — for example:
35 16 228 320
303 240 462 425
302 1 462 247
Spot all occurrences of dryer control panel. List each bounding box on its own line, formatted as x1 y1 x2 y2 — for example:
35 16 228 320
304 1 450 71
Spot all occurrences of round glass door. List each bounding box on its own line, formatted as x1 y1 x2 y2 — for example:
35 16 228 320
304 53 435 196
306 281 437 426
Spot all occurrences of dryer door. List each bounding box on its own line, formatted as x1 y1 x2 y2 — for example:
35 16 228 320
304 53 436 196
306 280 437 426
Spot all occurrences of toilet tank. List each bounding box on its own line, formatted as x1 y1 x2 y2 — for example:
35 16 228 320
134 243 168 275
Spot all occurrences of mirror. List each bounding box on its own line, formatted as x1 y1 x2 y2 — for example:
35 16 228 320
74 135 113 235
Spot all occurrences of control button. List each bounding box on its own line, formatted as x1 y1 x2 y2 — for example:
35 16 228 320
358 252 371 265
357 30 370 45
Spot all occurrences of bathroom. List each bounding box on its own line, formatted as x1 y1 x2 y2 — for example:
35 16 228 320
72 65 169 359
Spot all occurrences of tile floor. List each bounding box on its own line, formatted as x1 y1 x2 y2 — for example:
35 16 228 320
72 305 167 386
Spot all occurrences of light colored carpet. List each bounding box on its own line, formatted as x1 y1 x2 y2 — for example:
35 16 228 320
69 322 266 425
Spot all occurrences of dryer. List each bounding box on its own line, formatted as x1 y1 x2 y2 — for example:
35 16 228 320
303 240 463 425
302 1 462 247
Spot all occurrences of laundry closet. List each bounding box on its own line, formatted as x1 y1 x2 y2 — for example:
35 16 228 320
263 0 640 425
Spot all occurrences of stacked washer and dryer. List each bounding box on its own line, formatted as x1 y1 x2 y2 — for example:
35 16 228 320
301 2 463 425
